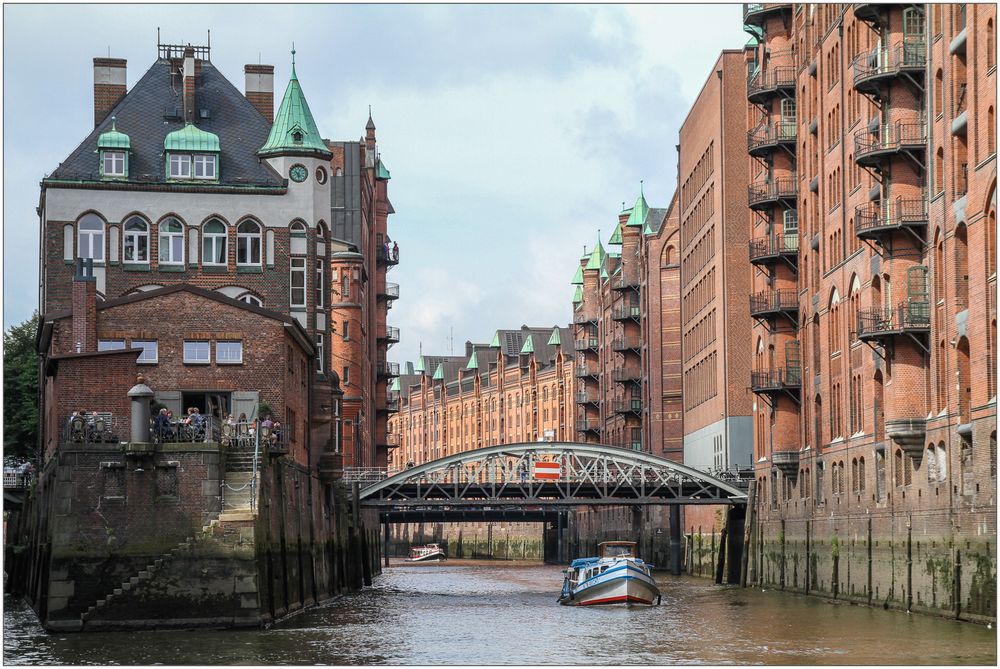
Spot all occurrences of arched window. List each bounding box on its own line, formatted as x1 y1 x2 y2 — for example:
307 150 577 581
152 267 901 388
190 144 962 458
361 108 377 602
936 441 947 482
203 219 228 265
926 444 938 482
289 220 307 234
158 218 184 265
238 293 263 307
858 457 865 492
934 69 944 118
237 220 262 265
988 107 995 156
77 214 105 261
988 20 995 70
122 217 149 263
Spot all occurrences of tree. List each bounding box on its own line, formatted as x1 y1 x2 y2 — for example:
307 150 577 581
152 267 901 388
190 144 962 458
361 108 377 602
4 313 39 463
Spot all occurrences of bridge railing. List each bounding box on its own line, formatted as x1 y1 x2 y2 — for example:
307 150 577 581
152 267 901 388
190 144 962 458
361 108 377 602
342 467 402 483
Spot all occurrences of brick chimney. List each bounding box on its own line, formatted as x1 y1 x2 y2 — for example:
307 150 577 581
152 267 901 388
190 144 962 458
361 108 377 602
71 259 98 354
245 64 275 122
93 58 127 127
183 46 196 123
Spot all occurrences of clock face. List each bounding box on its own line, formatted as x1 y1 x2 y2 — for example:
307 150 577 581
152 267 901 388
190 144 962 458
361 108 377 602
289 164 308 183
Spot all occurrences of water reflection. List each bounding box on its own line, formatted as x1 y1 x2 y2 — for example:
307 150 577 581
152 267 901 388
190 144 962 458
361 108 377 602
4 562 996 665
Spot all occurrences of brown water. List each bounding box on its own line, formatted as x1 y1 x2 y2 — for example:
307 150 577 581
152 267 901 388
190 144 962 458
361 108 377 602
3 562 996 665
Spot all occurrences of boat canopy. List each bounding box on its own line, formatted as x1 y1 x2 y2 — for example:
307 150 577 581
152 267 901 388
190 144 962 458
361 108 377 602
569 557 601 568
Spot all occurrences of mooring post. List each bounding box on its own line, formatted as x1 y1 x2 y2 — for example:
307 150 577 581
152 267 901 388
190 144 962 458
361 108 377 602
669 505 682 575
739 480 756 587
715 525 727 584
383 519 390 567
556 511 564 564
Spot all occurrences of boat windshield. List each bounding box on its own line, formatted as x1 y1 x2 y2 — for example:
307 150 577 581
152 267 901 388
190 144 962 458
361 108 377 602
599 543 636 558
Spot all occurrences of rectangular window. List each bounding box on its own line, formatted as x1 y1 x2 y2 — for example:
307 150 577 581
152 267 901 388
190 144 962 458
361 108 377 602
169 153 191 178
316 334 324 372
193 154 217 179
343 365 350 386
342 274 350 299
183 340 210 364
315 259 324 307
216 341 243 364
103 151 125 176
131 340 158 363
290 257 306 307
343 320 349 340
98 339 126 351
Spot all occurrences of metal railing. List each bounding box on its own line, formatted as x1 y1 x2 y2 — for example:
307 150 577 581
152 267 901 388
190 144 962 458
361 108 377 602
573 312 598 324
376 359 400 377
750 367 802 391
575 391 600 405
747 121 797 153
377 245 400 267
342 467 403 483
381 325 400 343
743 3 791 22
749 289 799 316
854 197 928 237
3 470 33 488
747 66 797 100
852 41 926 89
612 337 641 352
574 364 600 378
575 419 601 432
611 272 640 291
612 368 641 383
747 177 798 207
748 233 799 261
64 413 120 443
151 415 223 444
379 282 400 299
612 305 641 321
854 121 926 162
574 337 599 351
856 302 931 338
613 399 643 414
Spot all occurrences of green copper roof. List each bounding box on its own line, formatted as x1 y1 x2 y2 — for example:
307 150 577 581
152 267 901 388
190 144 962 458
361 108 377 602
414 355 427 373
585 235 607 270
258 52 330 158
572 285 583 303
466 351 479 370
625 184 649 228
164 123 219 152
97 118 130 150
389 378 400 391
609 222 623 244
600 266 610 281
432 363 444 381
571 264 584 285
609 251 622 259
490 331 501 348
376 160 391 180
547 328 561 346
520 335 534 355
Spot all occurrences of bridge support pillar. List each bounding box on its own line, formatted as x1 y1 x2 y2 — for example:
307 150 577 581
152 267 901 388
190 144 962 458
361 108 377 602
669 505 682 576
383 519 390 567
725 505 746 585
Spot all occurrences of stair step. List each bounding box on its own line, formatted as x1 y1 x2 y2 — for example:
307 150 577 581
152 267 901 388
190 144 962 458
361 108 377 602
113 588 122 596
96 599 106 607
122 583 132 592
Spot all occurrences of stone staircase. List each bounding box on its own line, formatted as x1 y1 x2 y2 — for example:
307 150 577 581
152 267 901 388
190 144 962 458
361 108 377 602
221 447 258 518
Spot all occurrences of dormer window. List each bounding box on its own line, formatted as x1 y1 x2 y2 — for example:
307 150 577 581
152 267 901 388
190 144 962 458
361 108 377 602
292 131 303 144
103 151 126 177
169 154 192 178
194 154 217 179
97 117 130 180
163 123 221 182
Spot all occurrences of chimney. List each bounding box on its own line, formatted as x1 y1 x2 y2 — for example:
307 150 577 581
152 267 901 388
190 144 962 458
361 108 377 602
244 64 275 122
71 259 98 354
93 58 127 127
183 46 196 123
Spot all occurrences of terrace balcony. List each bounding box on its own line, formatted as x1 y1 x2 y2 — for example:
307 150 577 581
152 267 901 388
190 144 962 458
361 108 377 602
613 398 643 415
747 66 796 104
748 233 798 267
743 3 792 27
611 336 641 352
574 337 599 352
574 363 600 379
854 121 927 168
377 282 400 301
747 121 797 157
575 390 601 406
750 367 802 397
376 359 400 378
852 42 926 96
856 302 931 343
747 177 798 210
378 391 400 413
575 419 601 434
611 272 640 291
573 312 598 325
612 305 641 322
376 244 400 268
749 289 799 322
379 325 400 345
612 367 641 383
377 432 401 450
854 197 928 243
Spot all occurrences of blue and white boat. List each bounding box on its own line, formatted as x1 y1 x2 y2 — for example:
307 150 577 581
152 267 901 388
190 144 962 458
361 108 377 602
559 541 660 606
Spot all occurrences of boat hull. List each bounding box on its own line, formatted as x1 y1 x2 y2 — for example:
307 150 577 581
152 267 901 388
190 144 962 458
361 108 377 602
560 564 659 606
405 551 446 562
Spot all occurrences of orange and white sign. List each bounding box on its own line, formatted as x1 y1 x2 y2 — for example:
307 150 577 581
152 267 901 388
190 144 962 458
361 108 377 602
533 461 560 480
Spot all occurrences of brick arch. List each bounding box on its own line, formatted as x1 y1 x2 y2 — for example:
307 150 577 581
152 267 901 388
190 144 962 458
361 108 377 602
199 213 232 228
154 212 188 228
234 214 264 229
75 209 109 225
120 211 152 226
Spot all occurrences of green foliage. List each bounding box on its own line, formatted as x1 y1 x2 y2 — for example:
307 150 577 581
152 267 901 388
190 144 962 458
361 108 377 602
4 313 39 462
258 401 273 419
831 535 840 558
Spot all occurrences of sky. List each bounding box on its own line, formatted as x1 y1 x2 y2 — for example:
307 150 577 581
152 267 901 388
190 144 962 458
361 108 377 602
2 3 748 366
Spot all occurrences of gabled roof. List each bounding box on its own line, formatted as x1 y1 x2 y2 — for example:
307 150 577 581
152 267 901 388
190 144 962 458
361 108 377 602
47 59 284 188
466 350 479 370
644 207 668 236
258 55 331 159
547 327 561 346
520 335 534 355
432 363 445 381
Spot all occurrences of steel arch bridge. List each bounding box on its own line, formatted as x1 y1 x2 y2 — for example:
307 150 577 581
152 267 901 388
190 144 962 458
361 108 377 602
358 442 749 512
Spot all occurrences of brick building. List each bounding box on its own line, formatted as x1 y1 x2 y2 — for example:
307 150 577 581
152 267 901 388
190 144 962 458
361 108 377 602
744 3 996 620
388 326 575 468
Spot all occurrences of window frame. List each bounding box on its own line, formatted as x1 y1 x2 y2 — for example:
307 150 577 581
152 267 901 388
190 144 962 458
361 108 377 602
131 340 158 364
202 220 228 266
216 341 244 365
122 217 149 263
78 215 105 262
236 220 263 265
193 154 217 180
158 218 185 265
168 153 192 179
183 340 211 364
290 256 307 307
98 339 126 351
102 151 126 177
315 258 324 307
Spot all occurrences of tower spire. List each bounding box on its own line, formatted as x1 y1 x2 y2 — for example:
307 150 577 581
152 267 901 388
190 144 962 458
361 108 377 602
290 43 297 79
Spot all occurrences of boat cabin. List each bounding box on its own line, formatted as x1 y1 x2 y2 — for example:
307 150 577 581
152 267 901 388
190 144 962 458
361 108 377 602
598 541 637 559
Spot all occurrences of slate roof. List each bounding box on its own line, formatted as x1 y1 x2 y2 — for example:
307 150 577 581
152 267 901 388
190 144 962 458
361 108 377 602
47 59 284 189
644 207 668 236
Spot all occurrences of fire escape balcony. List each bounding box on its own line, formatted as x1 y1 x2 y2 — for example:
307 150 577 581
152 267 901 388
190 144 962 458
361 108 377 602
742 3 792 27
748 233 799 268
376 245 400 269
611 336 641 352
611 272 640 292
613 398 643 415
852 42 926 96
575 391 600 406
749 289 799 323
854 121 927 169
378 325 400 345
575 419 601 434
854 197 928 243
377 432 401 450
747 122 797 157
377 391 400 414
852 3 884 25
376 359 400 378
612 305 641 322
856 302 930 346
747 66 796 104
747 177 798 211
574 337 600 351
612 367 641 383
573 311 598 325
750 367 801 396
575 364 600 379
377 282 400 301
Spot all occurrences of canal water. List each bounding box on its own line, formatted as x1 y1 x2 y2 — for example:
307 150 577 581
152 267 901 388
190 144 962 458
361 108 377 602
4 561 996 665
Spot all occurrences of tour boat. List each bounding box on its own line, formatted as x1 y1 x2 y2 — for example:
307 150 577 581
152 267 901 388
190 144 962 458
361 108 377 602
558 541 660 606
405 543 447 562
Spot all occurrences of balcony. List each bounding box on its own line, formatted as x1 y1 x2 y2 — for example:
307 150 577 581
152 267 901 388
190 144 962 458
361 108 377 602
611 272 640 292
377 432 401 450
573 312 598 325
749 289 799 321
747 177 798 210
376 359 400 377
574 337 599 351
378 325 400 344
612 337 641 352
856 302 930 342
575 419 601 434
747 122 797 157
612 305 641 322
613 398 643 415
748 233 799 267
747 66 796 104
854 121 926 168
376 244 399 268
854 197 928 242
574 364 600 379
743 3 791 26
852 42 926 96
612 367 641 383
575 391 600 406
750 367 801 395
378 391 400 413
377 282 400 301
852 3 884 25
771 450 800 476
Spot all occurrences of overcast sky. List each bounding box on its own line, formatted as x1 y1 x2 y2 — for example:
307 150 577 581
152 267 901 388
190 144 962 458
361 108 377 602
3 3 747 365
